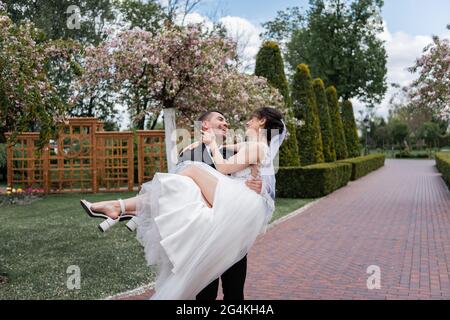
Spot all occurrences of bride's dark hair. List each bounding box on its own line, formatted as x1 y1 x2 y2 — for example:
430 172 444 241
251 107 284 141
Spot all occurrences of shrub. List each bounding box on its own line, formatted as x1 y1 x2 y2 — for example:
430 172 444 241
0 143 6 181
395 149 411 158
0 144 6 168
341 100 361 158
395 151 430 159
436 152 450 188
291 64 324 166
313 79 336 163
255 41 300 166
338 154 385 181
276 162 352 198
326 86 348 160
439 134 450 149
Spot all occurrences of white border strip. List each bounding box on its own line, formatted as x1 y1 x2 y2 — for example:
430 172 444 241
103 282 155 300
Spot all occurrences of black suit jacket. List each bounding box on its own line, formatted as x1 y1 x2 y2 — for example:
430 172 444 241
178 143 235 169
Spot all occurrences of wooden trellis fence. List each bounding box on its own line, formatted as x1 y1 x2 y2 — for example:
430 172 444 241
5 118 167 194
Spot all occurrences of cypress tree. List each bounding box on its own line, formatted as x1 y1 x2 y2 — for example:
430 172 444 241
313 78 336 162
255 41 300 166
326 86 348 160
341 100 361 158
291 64 324 165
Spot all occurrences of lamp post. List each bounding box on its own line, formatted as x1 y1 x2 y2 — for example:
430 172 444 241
363 116 370 155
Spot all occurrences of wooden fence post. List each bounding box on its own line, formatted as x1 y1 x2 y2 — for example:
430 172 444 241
92 130 98 194
128 135 134 192
137 133 143 190
43 145 50 194
6 134 12 188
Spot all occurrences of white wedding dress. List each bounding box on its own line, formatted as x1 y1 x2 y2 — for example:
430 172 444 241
134 143 275 300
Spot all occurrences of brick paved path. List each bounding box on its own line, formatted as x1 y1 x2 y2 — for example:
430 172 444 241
117 159 450 300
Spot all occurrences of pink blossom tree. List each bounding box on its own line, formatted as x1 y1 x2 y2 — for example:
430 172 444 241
73 24 284 170
0 11 79 147
408 30 450 121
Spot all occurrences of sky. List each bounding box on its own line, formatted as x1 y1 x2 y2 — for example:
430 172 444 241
197 0 450 36
185 0 450 120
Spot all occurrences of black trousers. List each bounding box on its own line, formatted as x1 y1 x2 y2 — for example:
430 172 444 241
195 255 247 300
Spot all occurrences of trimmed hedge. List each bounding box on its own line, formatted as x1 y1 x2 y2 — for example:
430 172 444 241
338 154 385 181
436 152 450 188
395 151 430 159
276 162 352 198
276 154 386 199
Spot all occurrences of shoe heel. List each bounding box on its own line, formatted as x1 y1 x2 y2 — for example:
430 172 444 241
126 217 138 232
98 218 119 232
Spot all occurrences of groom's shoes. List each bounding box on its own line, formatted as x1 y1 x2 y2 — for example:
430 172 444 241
80 199 135 232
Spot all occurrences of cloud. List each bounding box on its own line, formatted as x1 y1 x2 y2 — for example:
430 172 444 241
180 13 264 73
217 16 263 73
178 11 215 29
352 21 443 119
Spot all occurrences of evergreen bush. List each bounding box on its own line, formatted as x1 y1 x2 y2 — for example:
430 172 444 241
313 79 336 162
341 100 361 158
291 64 324 165
325 86 348 160
255 41 300 166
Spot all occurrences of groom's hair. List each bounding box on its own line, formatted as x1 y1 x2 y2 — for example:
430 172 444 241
198 110 226 122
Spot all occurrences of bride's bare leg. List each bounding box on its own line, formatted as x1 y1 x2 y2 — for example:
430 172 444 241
90 165 216 216
91 197 139 218
179 165 218 207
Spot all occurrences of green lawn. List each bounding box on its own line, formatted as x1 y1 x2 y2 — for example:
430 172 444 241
270 198 314 223
0 193 315 300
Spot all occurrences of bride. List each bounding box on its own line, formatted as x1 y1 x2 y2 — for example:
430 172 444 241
80 107 286 299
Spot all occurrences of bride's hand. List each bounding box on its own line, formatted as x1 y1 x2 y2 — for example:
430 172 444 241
201 129 216 145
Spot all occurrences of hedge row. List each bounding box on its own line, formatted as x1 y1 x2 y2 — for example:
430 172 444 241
338 154 386 181
436 152 450 188
276 162 352 198
276 154 386 198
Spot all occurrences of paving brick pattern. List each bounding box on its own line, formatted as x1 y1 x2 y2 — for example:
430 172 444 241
119 160 450 300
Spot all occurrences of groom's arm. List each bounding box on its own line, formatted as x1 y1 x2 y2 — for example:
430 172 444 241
247 175 275 200
179 141 201 157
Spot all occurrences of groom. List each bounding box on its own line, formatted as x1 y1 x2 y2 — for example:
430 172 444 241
177 110 268 300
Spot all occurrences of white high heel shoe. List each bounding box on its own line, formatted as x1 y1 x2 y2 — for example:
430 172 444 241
125 217 138 232
80 199 134 232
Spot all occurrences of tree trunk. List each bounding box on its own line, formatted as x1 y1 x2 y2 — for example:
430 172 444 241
163 108 177 172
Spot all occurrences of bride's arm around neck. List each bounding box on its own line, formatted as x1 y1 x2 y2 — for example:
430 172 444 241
222 142 247 153
209 140 267 175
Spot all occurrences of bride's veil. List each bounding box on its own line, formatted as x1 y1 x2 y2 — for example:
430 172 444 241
260 120 287 182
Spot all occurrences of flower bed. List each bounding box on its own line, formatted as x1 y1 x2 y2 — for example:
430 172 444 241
0 186 45 206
